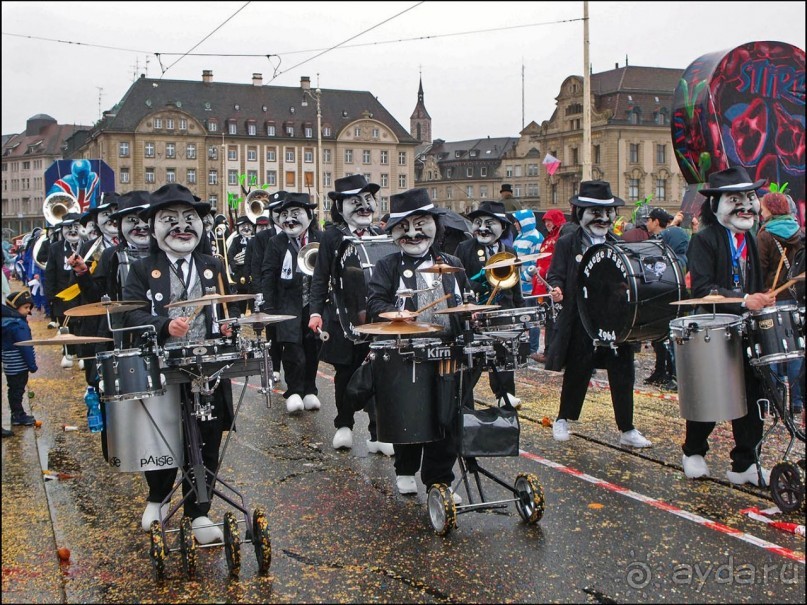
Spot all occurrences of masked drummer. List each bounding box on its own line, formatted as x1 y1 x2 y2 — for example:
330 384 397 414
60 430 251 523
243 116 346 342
545 180 653 448
308 175 394 454
367 188 473 498
262 192 323 414
682 167 775 485
122 183 235 544
455 200 525 408
227 215 255 316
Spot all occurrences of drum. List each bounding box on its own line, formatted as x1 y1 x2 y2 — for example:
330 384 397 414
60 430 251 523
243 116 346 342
745 305 805 366
369 338 452 444
669 314 747 422
161 337 263 383
332 236 399 342
105 385 184 472
97 348 165 402
475 306 546 334
578 240 685 344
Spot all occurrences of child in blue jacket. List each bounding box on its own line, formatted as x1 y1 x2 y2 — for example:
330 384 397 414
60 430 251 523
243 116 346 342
2 291 38 430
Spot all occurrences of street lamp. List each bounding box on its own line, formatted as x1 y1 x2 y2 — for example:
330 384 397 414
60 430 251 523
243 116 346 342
304 86 323 222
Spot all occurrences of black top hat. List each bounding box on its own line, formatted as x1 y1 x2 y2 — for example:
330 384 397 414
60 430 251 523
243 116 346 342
141 184 210 219
570 180 625 208
98 191 121 208
110 191 152 220
500 184 513 194
235 215 253 226
327 175 380 202
466 200 512 224
58 212 83 227
384 188 442 231
698 166 767 197
267 190 288 211
276 192 316 211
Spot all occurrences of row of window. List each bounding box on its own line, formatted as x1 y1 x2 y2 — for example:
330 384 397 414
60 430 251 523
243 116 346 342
2 159 44 172
151 118 188 131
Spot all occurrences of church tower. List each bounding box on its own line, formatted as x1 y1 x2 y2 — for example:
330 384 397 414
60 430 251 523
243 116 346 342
409 76 432 143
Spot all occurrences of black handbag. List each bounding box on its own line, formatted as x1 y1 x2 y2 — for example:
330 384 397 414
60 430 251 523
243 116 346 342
346 358 374 412
460 401 520 457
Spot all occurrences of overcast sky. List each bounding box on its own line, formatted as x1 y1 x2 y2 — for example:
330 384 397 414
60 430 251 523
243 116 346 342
2 1 805 140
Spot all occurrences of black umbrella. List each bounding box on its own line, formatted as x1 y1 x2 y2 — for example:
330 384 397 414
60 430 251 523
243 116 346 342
438 209 472 233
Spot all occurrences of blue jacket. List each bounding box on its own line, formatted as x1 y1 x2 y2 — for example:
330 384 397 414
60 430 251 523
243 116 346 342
512 209 544 294
2 304 37 374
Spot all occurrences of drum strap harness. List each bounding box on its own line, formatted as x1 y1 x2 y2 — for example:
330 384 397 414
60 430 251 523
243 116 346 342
727 228 746 290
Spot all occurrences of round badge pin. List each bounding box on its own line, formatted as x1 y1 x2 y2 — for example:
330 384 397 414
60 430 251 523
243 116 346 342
403 269 414 278
477 249 485 258
151 269 161 278
575 254 583 263
204 269 214 280
154 292 163 302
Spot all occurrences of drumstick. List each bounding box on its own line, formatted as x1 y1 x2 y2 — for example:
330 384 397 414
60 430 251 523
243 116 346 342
486 285 501 306
771 251 786 291
769 277 800 298
414 293 452 315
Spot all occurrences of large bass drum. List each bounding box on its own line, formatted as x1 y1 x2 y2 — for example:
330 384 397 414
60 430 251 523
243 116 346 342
331 236 399 342
578 240 685 344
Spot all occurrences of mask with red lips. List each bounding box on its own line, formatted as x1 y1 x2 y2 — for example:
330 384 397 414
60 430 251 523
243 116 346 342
153 203 202 255
714 190 759 234
579 207 616 238
391 213 436 257
472 217 504 245
121 214 150 249
341 193 377 229
278 206 312 239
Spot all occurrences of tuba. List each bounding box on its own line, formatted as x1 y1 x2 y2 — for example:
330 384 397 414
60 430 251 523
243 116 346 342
32 232 50 270
297 242 319 276
244 189 270 224
43 191 80 226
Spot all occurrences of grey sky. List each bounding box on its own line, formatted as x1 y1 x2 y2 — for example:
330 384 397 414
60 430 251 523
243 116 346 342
2 1 805 140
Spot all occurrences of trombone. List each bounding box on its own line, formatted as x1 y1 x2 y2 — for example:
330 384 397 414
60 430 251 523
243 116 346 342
483 251 520 305
214 222 236 285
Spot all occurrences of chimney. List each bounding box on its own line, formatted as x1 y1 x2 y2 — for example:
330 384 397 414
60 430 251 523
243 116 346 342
300 76 311 91
615 62 619 69
202 70 213 83
252 73 262 86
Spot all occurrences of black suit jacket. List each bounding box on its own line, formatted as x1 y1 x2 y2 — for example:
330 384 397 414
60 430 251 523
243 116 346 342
44 240 81 316
247 226 278 298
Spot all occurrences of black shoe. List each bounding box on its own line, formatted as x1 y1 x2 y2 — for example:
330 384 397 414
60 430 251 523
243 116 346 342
644 372 663 386
11 413 35 426
659 379 678 392
1 427 13 438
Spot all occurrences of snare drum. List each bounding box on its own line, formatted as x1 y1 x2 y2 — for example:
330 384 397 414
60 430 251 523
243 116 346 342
97 349 164 402
161 337 262 383
669 314 747 422
475 306 546 334
105 385 184 472
745 305 805 366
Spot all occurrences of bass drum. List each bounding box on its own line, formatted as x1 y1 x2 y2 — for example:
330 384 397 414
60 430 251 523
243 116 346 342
331 236 399 342
578 240 685 344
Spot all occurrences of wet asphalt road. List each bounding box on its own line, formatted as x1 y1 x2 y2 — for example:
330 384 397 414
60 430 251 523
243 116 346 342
2 317 805 603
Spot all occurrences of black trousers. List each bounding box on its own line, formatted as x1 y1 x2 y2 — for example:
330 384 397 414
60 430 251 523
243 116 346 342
5 371 29 416
332 342 375 438
281 317 321 398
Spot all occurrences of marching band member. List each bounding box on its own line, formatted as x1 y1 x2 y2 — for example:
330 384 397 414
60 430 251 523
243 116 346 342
309 175 393 453
546 180 652 448
682 167 774 485
227 215 255 316
123 183 234 543
262 193 322 414
455 200 525 408
367 188 472 498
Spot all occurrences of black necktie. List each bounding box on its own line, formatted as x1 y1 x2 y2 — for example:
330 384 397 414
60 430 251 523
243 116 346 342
176 258 185 284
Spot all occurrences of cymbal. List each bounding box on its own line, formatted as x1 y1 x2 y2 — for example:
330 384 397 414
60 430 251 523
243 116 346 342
485 257 523 270
165 293 256 309
434 302 500 315
65 300 147 317
354 321 443 335
670 294 746 306
378 310 420 320
518 252 552 262
229 313 296 326
417 263 461 274
16 333 114 346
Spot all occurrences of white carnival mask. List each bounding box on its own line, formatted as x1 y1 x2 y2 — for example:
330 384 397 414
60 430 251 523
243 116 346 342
472 217 504 245
391 213 436 257
121 213 150 249
342 193 377 229
62 223 81 245
237 222 255 238
153 203 202 255
715 191 759 233
580 207 616 238
278 206 312 239
97 207 118 239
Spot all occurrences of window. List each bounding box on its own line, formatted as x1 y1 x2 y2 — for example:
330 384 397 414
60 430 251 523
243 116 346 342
267 124 276 136
266 170 277 186
655 178 666 200
119 142 129 157
166 118 174 130
571 148 579 165
514 185 522 197
120 167 130 184
362 150 371 164
431 188 437 199
354 127 361 137
247 170 258 186
304 149 314 163
266 147 276 162
628 178 640 200
228 122 237 135
398 174 407 189
228 146 238 161
323 126 332 137
304 172 314 187
594 145 601 164
363 173 372 183
380 150 389 165
514 165 523 177
248 122 257 136
285 125 294 137
209 195 217 207
629 143 640 164
380 173 389 188
208 170 218 185
480 185 488 197
228 170 239 185
145 168 155 184
656 144 666 165
323 172 332 187
285 149 295 163
446 187 453 199
466 185 473 198
372 128 379 138
528 183 539 197
186 143 196 160
285 172 295 187
398 151 407 166
323 149 332 163
446 168 453 178
209 120 218 132
506 166 513 178
247 147 257 162
179 119 188 131
527 164 538 176
154 118 162 129
656 111 666 126
466 167 473 178
628 110 639 125
480 167 488 178
208 146 218 160
166 168 176 183
145 142 155 158
304 126 313 138
187 168 196 184
551 184 558 205
166 143 176 159
345 149 353 163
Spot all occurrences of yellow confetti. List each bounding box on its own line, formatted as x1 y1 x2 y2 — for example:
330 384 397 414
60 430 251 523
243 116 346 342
588 502 604 509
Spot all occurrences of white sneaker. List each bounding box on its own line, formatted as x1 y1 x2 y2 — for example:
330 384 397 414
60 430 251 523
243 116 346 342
682 454 710 479
61 355 74 368
285 394 304 413
552 418 570 441
302 394 321 410
141 502 170 532
272 371 281 383
726 465 771 486
619 429 652 448
191 516 223 544
501 393 522 410
367 439 395 456
396 475 417 495
332 427 353 450
47 321 58 329
78 359 85 371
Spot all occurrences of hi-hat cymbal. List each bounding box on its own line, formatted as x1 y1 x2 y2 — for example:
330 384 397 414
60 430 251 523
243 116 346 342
16 333 114 346
434 302 500 315
670 294 745 306
518 252 552 262
65 300 148 317
378 310 420 320
417 263 461 274
485 257 523 270
228 313 296 326
354 321 443 335
165 293 256 309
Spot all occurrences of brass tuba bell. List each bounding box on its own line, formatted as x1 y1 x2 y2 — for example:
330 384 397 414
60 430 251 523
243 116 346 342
43 191 81 226
297 242 320 276
244 189 271 224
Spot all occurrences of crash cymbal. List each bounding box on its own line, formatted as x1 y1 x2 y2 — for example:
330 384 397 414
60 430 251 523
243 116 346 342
354 321 443 335
65 300 148 317
518 252 552 262
16 333 114 346
485 257 523 270
434 302 500 315
670 294 746 306
227 313 296 326
378 310 420 320
417 263 462 274
165 293 256 309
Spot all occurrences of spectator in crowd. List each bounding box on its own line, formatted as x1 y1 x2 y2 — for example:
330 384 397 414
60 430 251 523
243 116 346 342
512 209 544 359
531 209 567 363
2 291 38 434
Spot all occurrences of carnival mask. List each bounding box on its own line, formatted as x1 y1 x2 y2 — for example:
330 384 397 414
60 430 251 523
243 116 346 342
97 207 118 240
121 213 150 248
153 203 202 255
62 223 81 245
715 191 759 233
342 193 377 229
580 207 616 238
79 220 94 240
278 206 312 239
472 217 504 245
202 214 214 233
238 222 255 238
391 213 436 257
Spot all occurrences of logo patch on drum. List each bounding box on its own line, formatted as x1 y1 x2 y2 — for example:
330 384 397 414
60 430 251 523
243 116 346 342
192 346 209 355
758 319 775 330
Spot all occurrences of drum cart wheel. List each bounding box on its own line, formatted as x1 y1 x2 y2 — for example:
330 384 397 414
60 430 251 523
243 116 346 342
178 516 197 580
252 507 272 575
222 511 241 578
427 483 457 536
514 473 545 524
770 461 805 513
149 520 166 579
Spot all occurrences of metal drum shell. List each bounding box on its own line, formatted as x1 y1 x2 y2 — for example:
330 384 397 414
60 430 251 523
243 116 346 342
475 306 546 334
670 314 747 422
745 305 805 367
96 349 165 402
